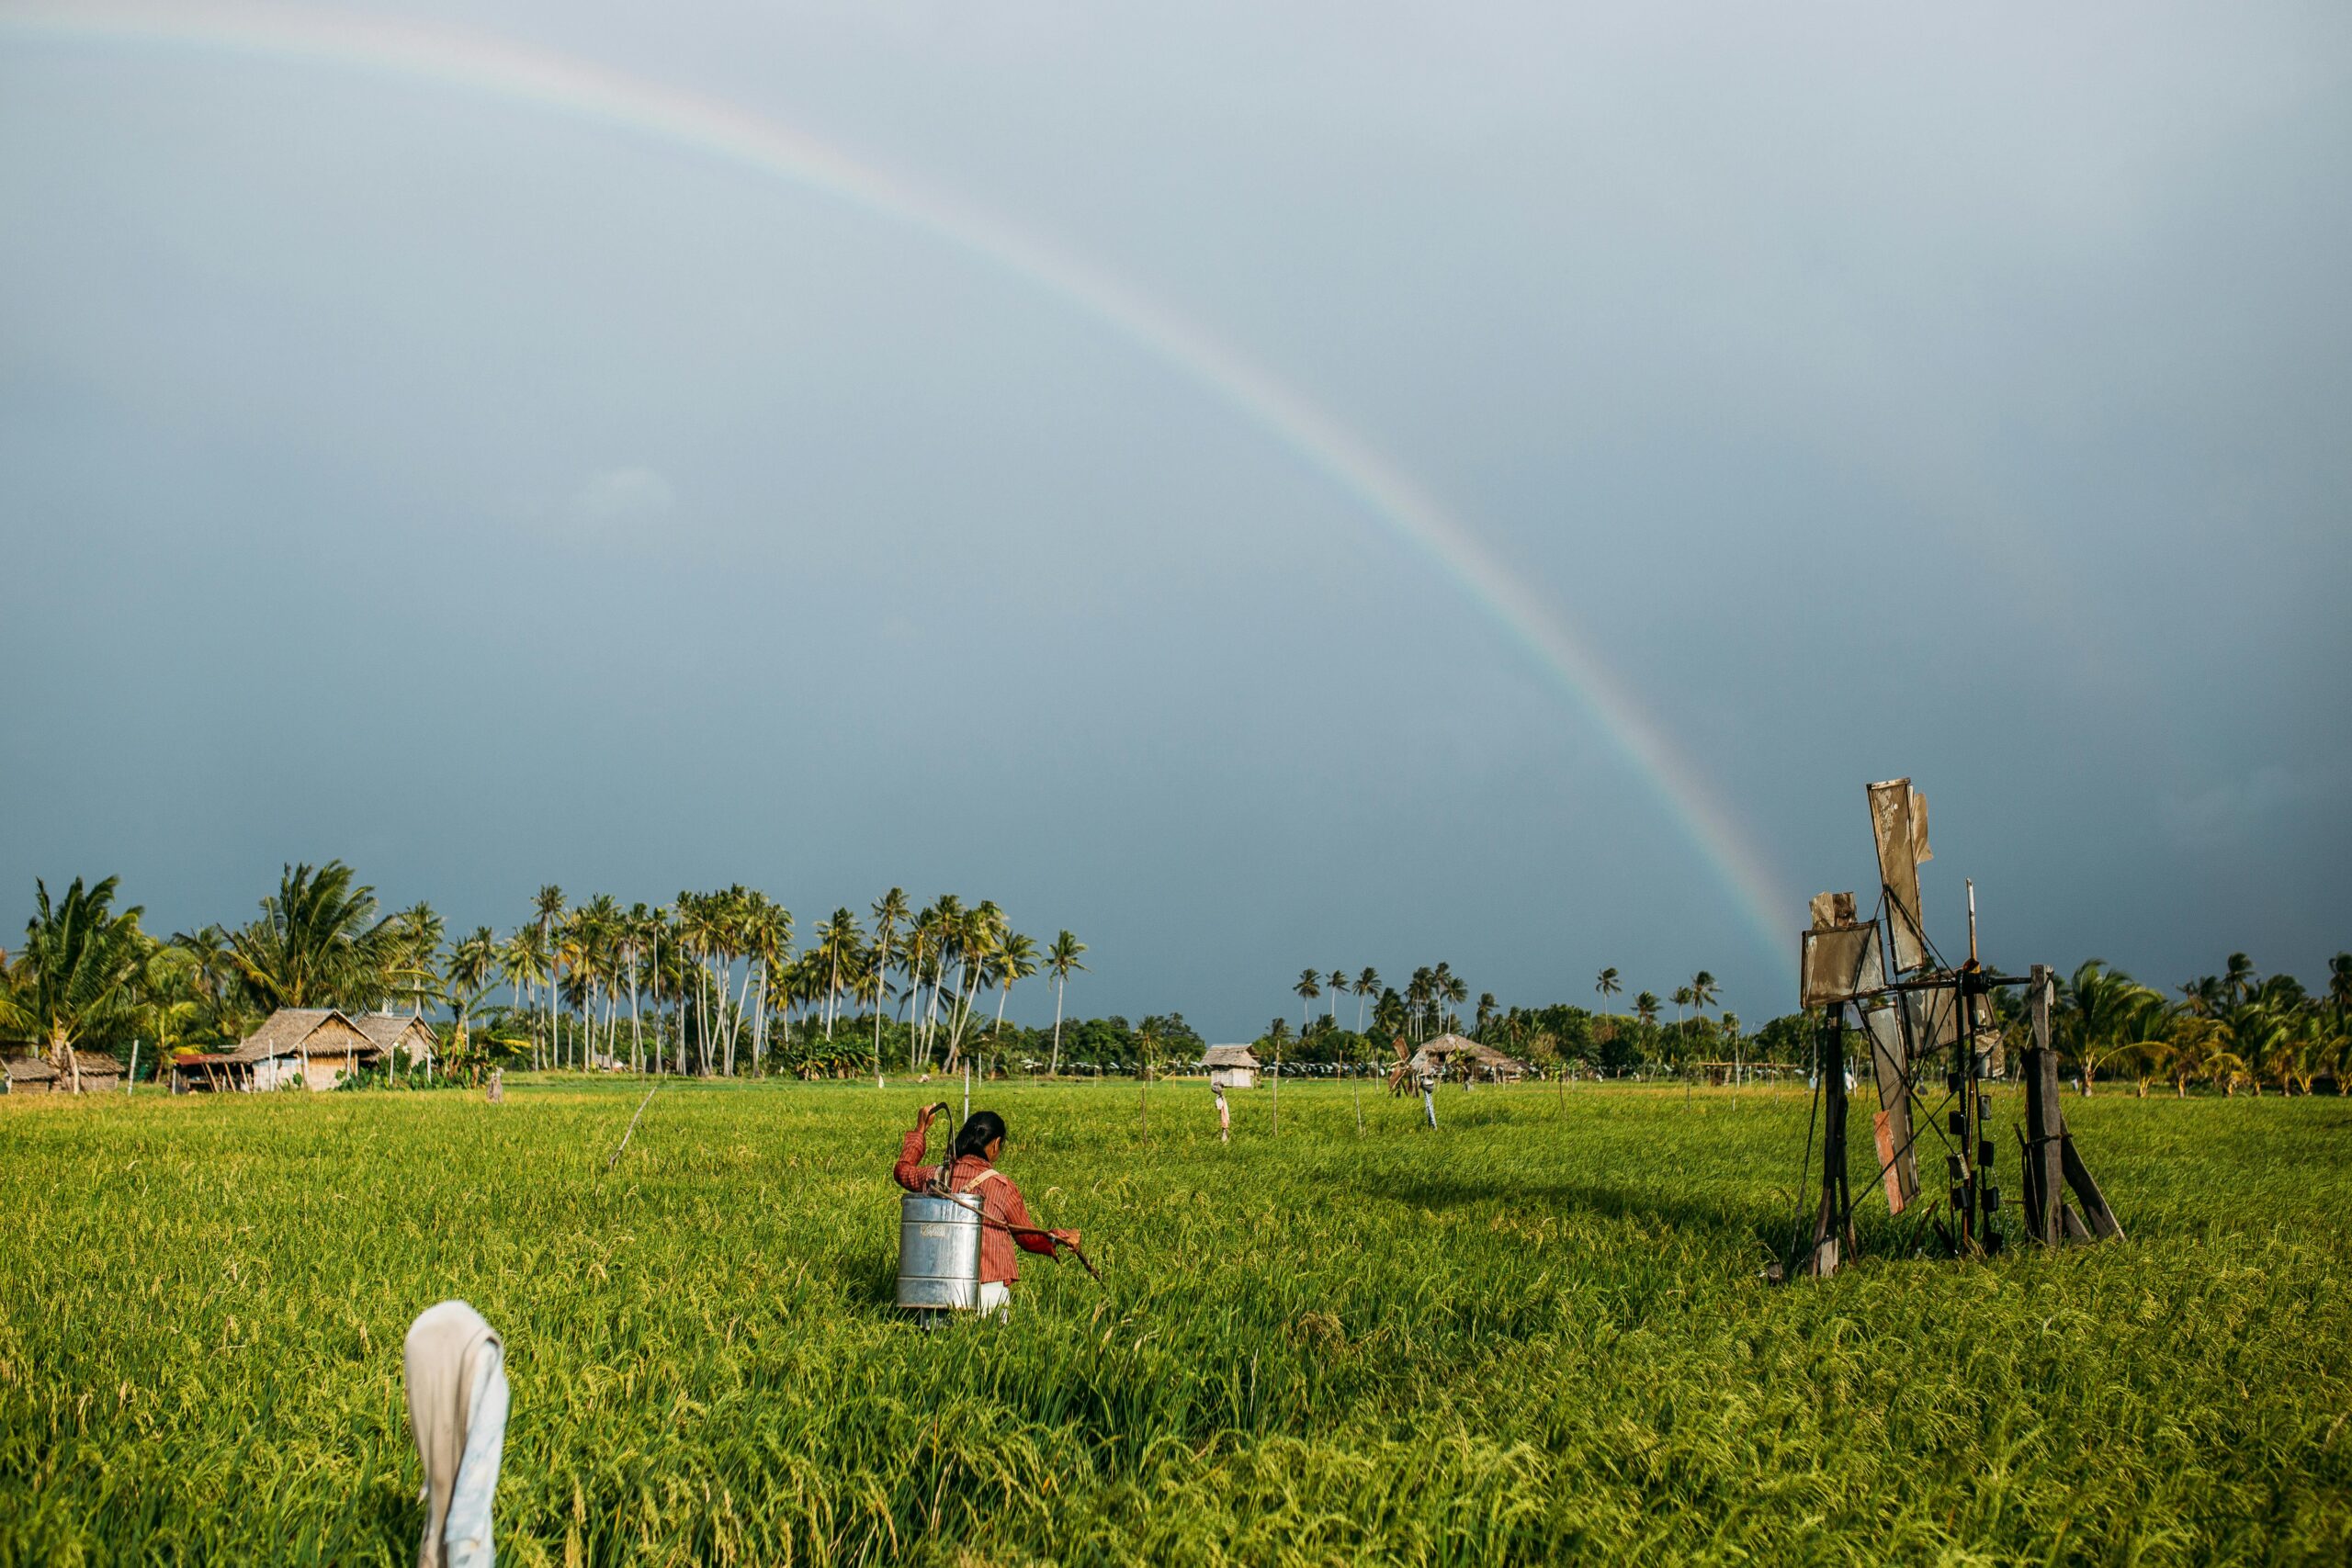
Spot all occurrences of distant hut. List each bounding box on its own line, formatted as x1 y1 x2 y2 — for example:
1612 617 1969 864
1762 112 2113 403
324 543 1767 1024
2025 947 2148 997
1197 1044 1261 1089
62 1052 123 1094
205 1009 388 1092
3 1055 58 1097
350 1011 438 1071
169 1049 240 1095
3 1050 121 1095
1409 1033 1532 1085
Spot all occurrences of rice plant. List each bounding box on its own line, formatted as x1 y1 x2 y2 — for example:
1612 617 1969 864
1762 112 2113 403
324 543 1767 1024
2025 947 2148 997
1 1081 2345 1564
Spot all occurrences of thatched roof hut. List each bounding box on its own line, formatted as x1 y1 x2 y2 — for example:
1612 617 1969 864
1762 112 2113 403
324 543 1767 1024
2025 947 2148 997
1197 1044 1261 1089
349 1011 437 1066
3 1055 58 1096
3 1051 122 1094
64 1052 122 1092
1409 1033 1532 1083
215 1009 387 1092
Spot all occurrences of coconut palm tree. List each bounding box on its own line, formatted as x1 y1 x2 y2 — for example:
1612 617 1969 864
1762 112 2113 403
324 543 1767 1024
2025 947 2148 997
1475 992 1497 1036
226 862 397 1014
989 931 1040 1045
675 890 731 1075
620 903 655 1073
1294 968 1320 1034
132 942 211 1077
1326 967 1345 1026
1135 1014 1167 1140
849 950 891 1079
1689 971 1718 1028
2223 952 2257 1004
555 908 595 1070
157 925 252 1054
1433 964 1465 1034
386 903 446 1017
943 901 1002 1070
869 888 908 1084
2178 975 2225 1018
1046 930 1087 1077
498 925 548 1068
444 927 498 1072
900 909 935 1071
2329 953 2352 1022
2228 987 2303 1098
2062 959 2165 1094
735 895 785 1072
1634 991 1660 1029
918 895 962 1069
0 875 152 1089
532 884 565 1065
814 907 861 1041
1355 967 1380 1031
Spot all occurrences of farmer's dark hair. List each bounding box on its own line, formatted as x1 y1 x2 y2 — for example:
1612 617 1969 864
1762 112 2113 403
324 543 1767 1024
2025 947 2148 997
952 1111 1006 1163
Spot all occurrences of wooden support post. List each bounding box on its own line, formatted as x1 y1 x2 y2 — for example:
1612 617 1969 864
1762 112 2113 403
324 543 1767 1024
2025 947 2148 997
1809 1004 1853 1275
2014 1123 2042 1234
2023 964 2064 1246
2059 1126 2124 1241
1952 983 1978 1253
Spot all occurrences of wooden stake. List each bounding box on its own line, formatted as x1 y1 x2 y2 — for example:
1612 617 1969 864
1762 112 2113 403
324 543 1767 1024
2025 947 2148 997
2024 964 2064 1245
2059 1125 2124 1241
1809 1004 1853 1274
606 1082 659 1170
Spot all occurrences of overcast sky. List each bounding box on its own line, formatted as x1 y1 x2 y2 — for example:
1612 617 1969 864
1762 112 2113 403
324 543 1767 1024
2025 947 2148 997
3 1 2346 1036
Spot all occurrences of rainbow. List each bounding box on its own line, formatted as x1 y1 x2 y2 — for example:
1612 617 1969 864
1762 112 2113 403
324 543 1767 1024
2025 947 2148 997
2 1 1792 959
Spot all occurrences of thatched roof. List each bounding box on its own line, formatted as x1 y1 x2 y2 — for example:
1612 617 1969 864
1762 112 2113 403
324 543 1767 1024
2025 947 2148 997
348 1012 435 1052
1198 1044 1261 1070
4 1052 121 1088
230 1009 383 1064
1409 1034 1532 1073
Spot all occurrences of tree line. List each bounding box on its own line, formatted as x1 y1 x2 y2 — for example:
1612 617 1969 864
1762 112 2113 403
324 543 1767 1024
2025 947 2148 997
0 863 1099 1082
8 864 2344 1096
1252 962 1734 1073
1261 954 2351 1096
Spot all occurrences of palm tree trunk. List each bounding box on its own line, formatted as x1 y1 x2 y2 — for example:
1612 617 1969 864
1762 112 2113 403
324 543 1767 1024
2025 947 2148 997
731 961 755 1076
924 960 947 1069
756 959 769 1077
872 938 891 1087
950 965 985 1067
1050 977 1067 1077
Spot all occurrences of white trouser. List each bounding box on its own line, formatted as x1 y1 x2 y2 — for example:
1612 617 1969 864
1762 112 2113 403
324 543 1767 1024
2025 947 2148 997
977 1281 1012 1318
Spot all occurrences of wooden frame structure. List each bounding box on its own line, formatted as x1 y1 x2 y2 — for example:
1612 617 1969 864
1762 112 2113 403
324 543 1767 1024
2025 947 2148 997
1786 781 2121 1279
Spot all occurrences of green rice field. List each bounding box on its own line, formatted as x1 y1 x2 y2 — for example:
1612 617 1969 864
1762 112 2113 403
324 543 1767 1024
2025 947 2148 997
2 1079 2346 1565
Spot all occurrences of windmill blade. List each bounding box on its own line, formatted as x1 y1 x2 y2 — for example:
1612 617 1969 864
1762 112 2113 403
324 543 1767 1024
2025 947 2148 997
1868 779 1930 972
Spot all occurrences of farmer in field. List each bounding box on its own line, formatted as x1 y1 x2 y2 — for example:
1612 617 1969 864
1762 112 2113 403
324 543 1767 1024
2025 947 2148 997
893 1105 1079 1317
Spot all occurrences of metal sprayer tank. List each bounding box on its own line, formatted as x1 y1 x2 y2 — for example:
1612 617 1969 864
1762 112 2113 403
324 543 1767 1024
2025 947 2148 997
897 1190 983 1312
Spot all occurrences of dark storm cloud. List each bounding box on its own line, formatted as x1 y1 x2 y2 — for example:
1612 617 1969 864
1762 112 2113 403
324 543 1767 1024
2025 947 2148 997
2 1 2346 1032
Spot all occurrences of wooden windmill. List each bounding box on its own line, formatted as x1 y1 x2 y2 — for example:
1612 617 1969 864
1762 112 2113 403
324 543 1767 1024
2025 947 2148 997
1785 779 2122 1279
